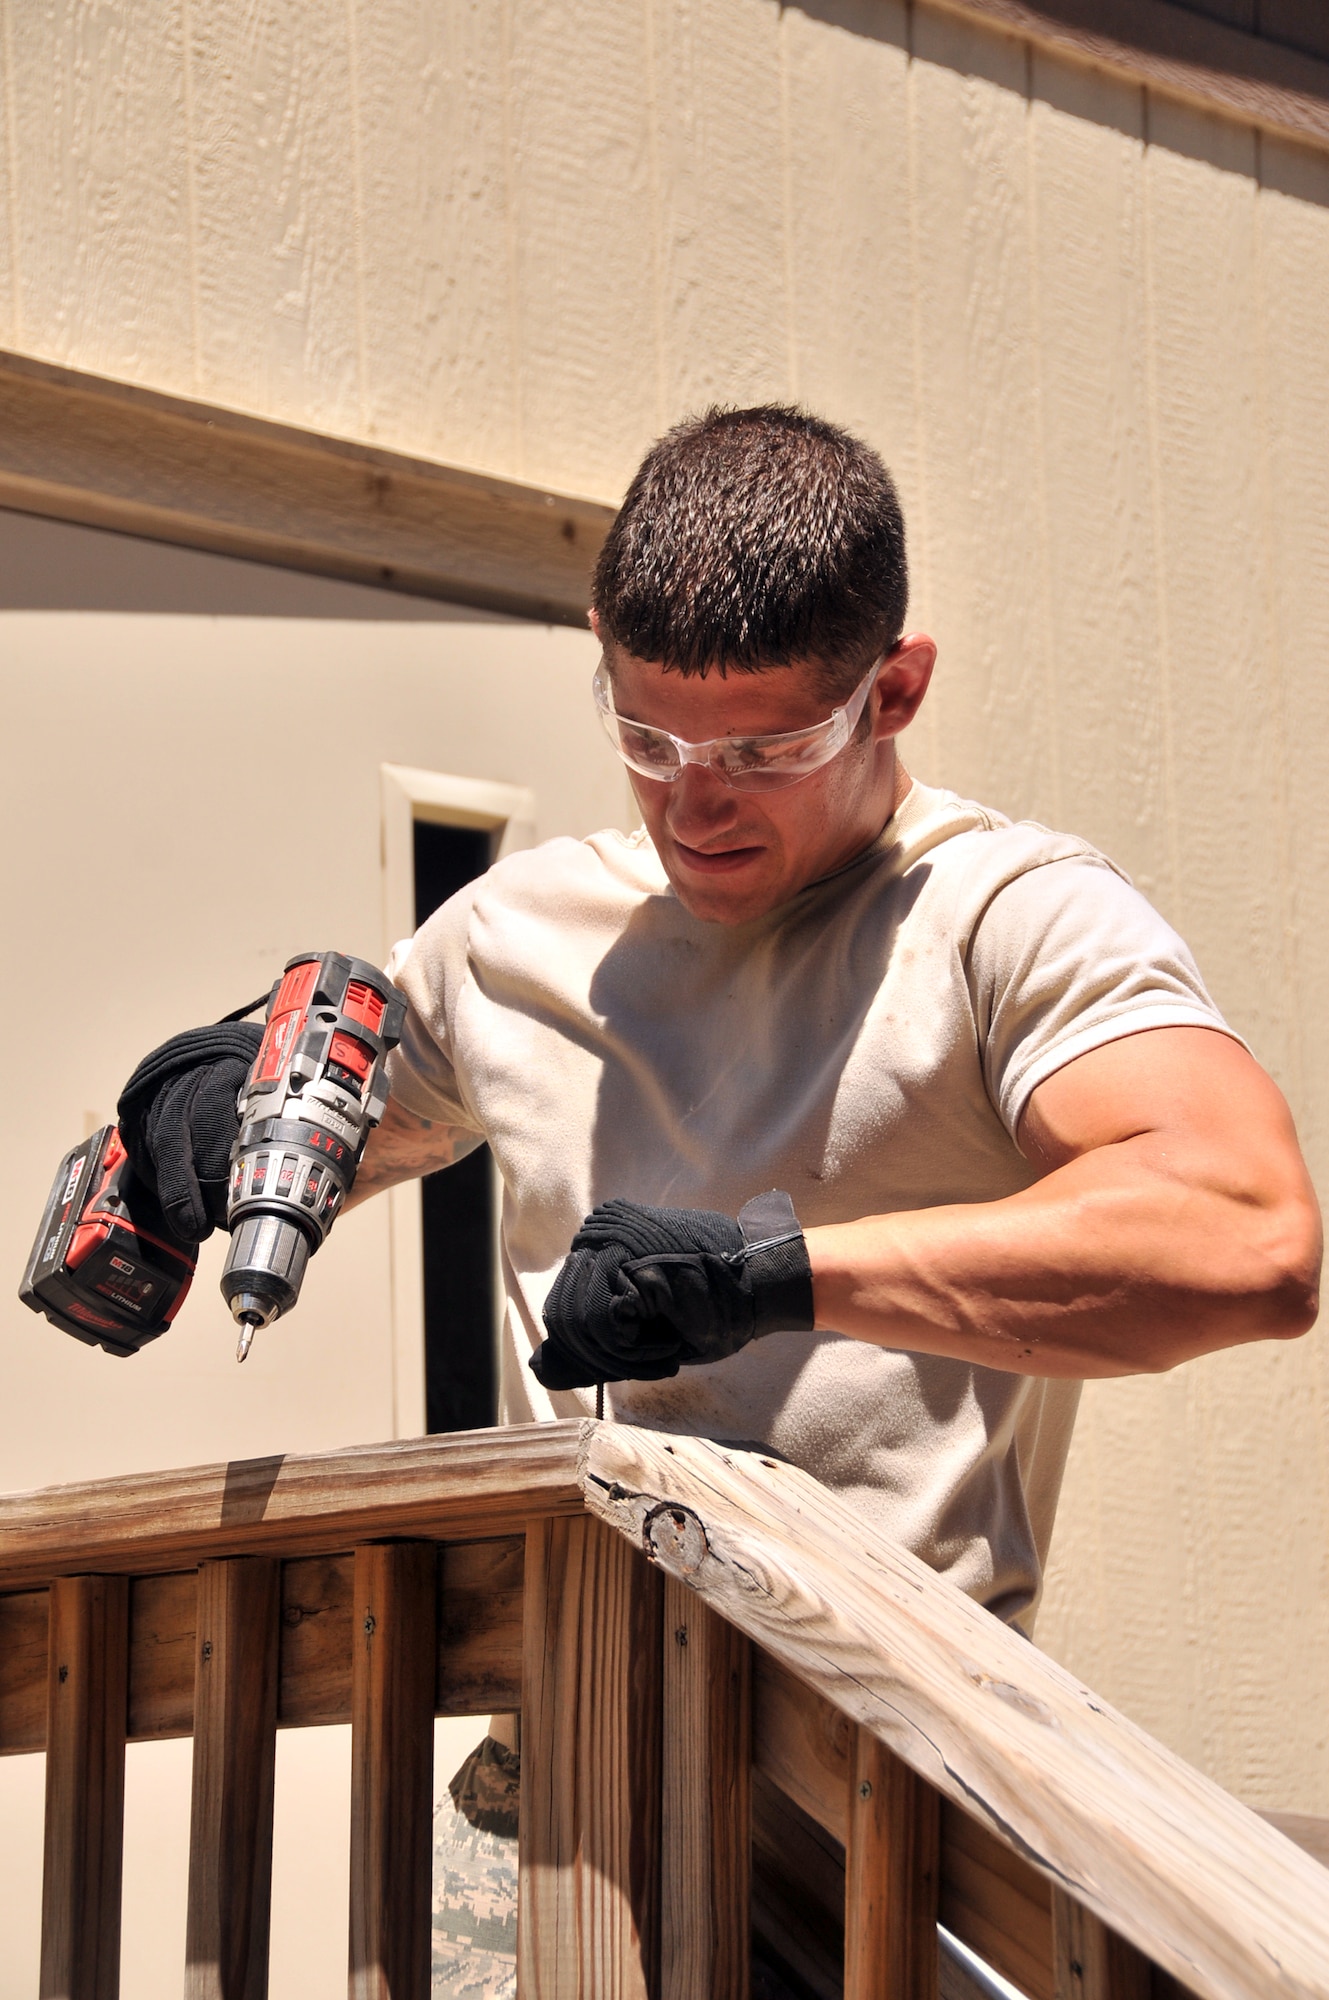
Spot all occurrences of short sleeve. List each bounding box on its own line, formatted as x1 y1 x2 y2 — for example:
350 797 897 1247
383 902 486 1136
966 853 1244 1141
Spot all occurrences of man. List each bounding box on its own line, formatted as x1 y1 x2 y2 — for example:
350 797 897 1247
122 405 1319 1636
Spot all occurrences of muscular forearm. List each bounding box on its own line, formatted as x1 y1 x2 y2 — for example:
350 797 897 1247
346 1094 477 1208
806 1133 1320 1378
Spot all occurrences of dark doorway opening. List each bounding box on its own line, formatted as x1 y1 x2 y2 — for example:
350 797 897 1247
413 818 496 1434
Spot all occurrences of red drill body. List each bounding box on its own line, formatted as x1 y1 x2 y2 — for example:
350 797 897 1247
222 952 405 1357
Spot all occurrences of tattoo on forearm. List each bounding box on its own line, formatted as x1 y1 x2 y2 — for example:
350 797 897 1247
347 1101 470 1204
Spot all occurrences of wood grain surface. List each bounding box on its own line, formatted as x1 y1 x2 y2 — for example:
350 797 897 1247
519 1515 662 2000
0 351 612 623
581 1428 1329 2000
1052 1888 1153 2000
348 1543 437 2000
0 1422 586 1587
39 1575 128 2000
939 1802 1054 2000
1262 1814 1329 1873
660 1576 750 2000
752 1645 1053 1999
184 1559 280 2000
0 1588 49 1755
925 0 1329 147
1 1537 525 1754
845 1729 940 2000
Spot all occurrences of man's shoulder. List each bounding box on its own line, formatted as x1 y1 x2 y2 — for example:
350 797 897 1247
889 781 1128 900
475 826 666 915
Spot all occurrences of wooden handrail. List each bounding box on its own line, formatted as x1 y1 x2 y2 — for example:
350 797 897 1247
583 1425 1329 2000
1 1418 1325 2000
0 1420 585 1586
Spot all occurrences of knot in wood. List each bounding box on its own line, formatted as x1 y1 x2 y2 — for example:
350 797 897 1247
642 1501 709 1575
962 1664 1055 1727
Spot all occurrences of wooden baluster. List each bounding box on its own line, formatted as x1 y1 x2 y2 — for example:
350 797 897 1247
348 1542 437 2000
1052 1889 1152 2000
40 1574 129 2000
844 1727 939 2000
519 1515 663 2000
185 1558 280 2000
660 1578 750 2000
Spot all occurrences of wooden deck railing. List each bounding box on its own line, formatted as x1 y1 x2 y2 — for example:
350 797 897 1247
1 1418 1326 1999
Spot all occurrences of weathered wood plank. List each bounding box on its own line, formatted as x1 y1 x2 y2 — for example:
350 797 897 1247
278 1554 353 1729
581 1428 1329 2000
922 0 1329 151
437 1536 524 1718
751 1766 845 2000
519 1515 662 2000
1261 1813 1329 1874
3 1537 526 1753
348 1543 437 2000
0 1421 586 1588
128 1571 196 1741
185 1559 280 2000
753 1646 852 1844
845 1728 939 2000
939 1802 1054 2000
1052 1890 1152 2000
660 1577 749 2000
753 1645 1052 2000
0 351 613 624
0 1587 48 1755
39 1575 128 2000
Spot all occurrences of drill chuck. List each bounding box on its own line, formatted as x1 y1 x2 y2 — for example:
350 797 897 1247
221 1213 311 1331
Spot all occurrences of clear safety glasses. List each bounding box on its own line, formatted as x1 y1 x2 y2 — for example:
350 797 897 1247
592 654 884 793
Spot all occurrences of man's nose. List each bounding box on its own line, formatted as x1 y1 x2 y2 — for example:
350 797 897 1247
663 763 741 840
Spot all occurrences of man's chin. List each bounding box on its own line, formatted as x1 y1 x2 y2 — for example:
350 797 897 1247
665 858 784 926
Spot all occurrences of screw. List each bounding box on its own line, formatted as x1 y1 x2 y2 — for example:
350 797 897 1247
675 1627 688 1647
363 1612 376 1637
58 1663 68 1684
859 1780 873 1800
201 1639 213 1662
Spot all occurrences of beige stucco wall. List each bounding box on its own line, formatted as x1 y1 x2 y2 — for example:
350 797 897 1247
2 0 1327 1816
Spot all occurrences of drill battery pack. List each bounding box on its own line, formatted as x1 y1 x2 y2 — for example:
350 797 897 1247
20 1125 198 1357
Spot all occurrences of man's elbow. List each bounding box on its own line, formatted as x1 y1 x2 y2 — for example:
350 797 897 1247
1248 1193 1322 1342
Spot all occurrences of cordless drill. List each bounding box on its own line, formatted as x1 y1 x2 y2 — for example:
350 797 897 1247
221 951 404 1359
21 951 404 1361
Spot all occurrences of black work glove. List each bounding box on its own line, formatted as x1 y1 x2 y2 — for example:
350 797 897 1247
530 1189 815 1392
116 1023 263 1243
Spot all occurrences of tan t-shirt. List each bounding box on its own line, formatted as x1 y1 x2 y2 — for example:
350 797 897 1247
386 781 1236 1629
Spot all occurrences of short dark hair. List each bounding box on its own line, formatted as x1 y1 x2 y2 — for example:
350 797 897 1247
592 405 908 699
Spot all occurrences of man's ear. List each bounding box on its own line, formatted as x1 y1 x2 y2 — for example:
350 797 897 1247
588 607 602 640
873 634 936 739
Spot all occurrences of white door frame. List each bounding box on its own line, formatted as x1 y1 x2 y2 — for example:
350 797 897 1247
379 763 537 1437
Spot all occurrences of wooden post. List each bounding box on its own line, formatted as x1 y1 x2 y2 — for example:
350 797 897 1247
844 1726 940 2000
348 1542 438 2000
660 1577 750 2000
39 1574 129 2000
185 1557 280 2000
1052 1890 1152 2000
519 1514 663 2000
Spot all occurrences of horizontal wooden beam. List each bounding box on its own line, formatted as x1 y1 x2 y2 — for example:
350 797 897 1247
582 1427 1329 2000
0 349 614 624
0 1537 524 1757
0 1421 587 1588
925 0 1329 152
